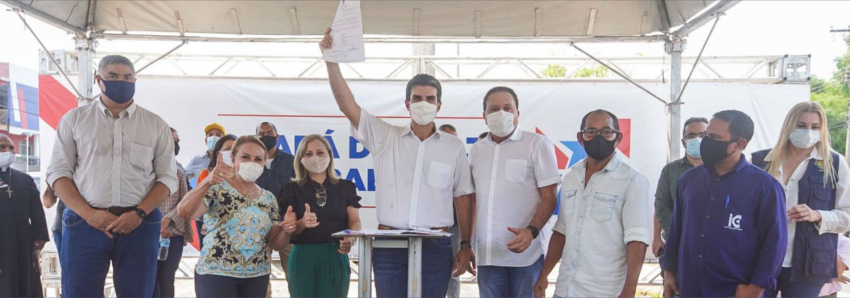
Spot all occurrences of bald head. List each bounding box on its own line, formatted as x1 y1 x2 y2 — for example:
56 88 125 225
0 134 13 153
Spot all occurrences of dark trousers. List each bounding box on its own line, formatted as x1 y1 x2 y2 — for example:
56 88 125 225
195 220 205 250
764 268 827 298
194 274 270 298
154 236 185 298
60 208 161 297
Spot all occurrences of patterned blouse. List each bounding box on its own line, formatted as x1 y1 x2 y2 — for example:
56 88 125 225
195 180 281 278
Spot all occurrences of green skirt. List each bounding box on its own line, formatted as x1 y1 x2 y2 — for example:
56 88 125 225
287 243 350 298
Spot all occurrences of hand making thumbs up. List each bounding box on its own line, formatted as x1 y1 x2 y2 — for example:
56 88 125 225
209 153 234 185
302 203 320 228
281 206 297 234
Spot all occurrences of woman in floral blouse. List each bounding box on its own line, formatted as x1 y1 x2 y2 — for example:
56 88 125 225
178 135 292 298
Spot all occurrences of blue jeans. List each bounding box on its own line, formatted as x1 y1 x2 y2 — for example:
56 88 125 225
60 208 161 298
154 236 185 298
763 267 825 298
53 230 62 255
477 255 544 298
194 274 269 298
373 237 453 298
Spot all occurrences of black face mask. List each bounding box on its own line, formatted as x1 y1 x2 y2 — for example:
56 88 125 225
174 141 180 156
700 137 735 167
583 135 618 161
260 136 278 152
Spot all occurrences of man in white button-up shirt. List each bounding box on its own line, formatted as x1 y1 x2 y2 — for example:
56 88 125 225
534 110 651 298
320 30 475 298
46 55 177 298
469 87 560 298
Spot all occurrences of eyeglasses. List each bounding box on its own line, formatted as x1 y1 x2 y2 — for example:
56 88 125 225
0 144 14 151
683 132 707 140
581 128 619 138
311 182 327 207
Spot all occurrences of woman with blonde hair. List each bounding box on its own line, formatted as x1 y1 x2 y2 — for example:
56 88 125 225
752 102 850 298
178 135 291 298
277 134 362 297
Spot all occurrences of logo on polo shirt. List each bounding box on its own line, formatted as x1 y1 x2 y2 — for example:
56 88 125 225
725 214 743 231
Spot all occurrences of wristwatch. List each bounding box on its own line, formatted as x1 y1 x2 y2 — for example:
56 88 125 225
134 208 147 219
527 225 540 239
460 240 472 248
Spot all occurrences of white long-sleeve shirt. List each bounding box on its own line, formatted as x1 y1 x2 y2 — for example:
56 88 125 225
351 110 474 229
46 100 178 207
762 149 850 267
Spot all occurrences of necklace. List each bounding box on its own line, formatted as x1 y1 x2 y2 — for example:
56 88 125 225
1 169 11 197
310 179 327 207
232 180 257 198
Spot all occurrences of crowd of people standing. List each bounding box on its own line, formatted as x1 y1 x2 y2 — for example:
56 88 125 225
2 29 850 298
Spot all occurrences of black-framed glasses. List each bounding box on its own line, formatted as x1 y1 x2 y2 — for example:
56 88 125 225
581 128 619 138
683 132 707 140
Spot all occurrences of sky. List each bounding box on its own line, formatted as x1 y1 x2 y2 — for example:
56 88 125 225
0 1 849 79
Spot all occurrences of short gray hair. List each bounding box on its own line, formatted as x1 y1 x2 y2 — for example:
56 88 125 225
98 55 135 76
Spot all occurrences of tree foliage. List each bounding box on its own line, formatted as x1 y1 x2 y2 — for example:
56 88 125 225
811 34 850 154
540 64 609 78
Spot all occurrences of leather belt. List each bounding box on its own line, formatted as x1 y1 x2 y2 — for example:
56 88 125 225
378 224 450 232
93 206 137 217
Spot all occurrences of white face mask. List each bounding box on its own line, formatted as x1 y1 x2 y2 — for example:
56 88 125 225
237 162 264 182
409 101 438 126
0 151 14 168
220 151 233 166
301 156 331 174
789 128 821 149
486 110 516 137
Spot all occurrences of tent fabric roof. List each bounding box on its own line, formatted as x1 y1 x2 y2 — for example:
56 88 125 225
3 0 729 39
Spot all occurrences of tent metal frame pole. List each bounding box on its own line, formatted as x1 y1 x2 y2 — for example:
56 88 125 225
667 38 686 162
136 41 188 74
12 8 92 103
93 32 666 44
2 0 86 35
675 15 721 103
75 36 97 104
571 43 668 105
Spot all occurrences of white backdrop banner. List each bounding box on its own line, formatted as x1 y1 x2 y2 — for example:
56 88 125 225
40 77 809 255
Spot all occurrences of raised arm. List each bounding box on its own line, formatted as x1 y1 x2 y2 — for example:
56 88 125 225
178 155 230 219
320 28 362 128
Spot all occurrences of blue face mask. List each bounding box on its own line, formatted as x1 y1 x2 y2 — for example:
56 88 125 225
206 136 220 152
685 137 702 159
98 76 135 104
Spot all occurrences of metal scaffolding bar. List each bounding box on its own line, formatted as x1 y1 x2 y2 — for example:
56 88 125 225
667 38 685 162
93 32 667 44
675 15 721 103
572 43 668 105
136 41 188 74
12 8 88 101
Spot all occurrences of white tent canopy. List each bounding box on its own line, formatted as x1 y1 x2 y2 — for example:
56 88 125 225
2 0 743 161
3 0 735 41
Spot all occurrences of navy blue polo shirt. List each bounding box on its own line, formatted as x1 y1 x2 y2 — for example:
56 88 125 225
661 155 787 297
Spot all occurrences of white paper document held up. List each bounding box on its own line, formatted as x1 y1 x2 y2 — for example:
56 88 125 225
322 0 365 63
